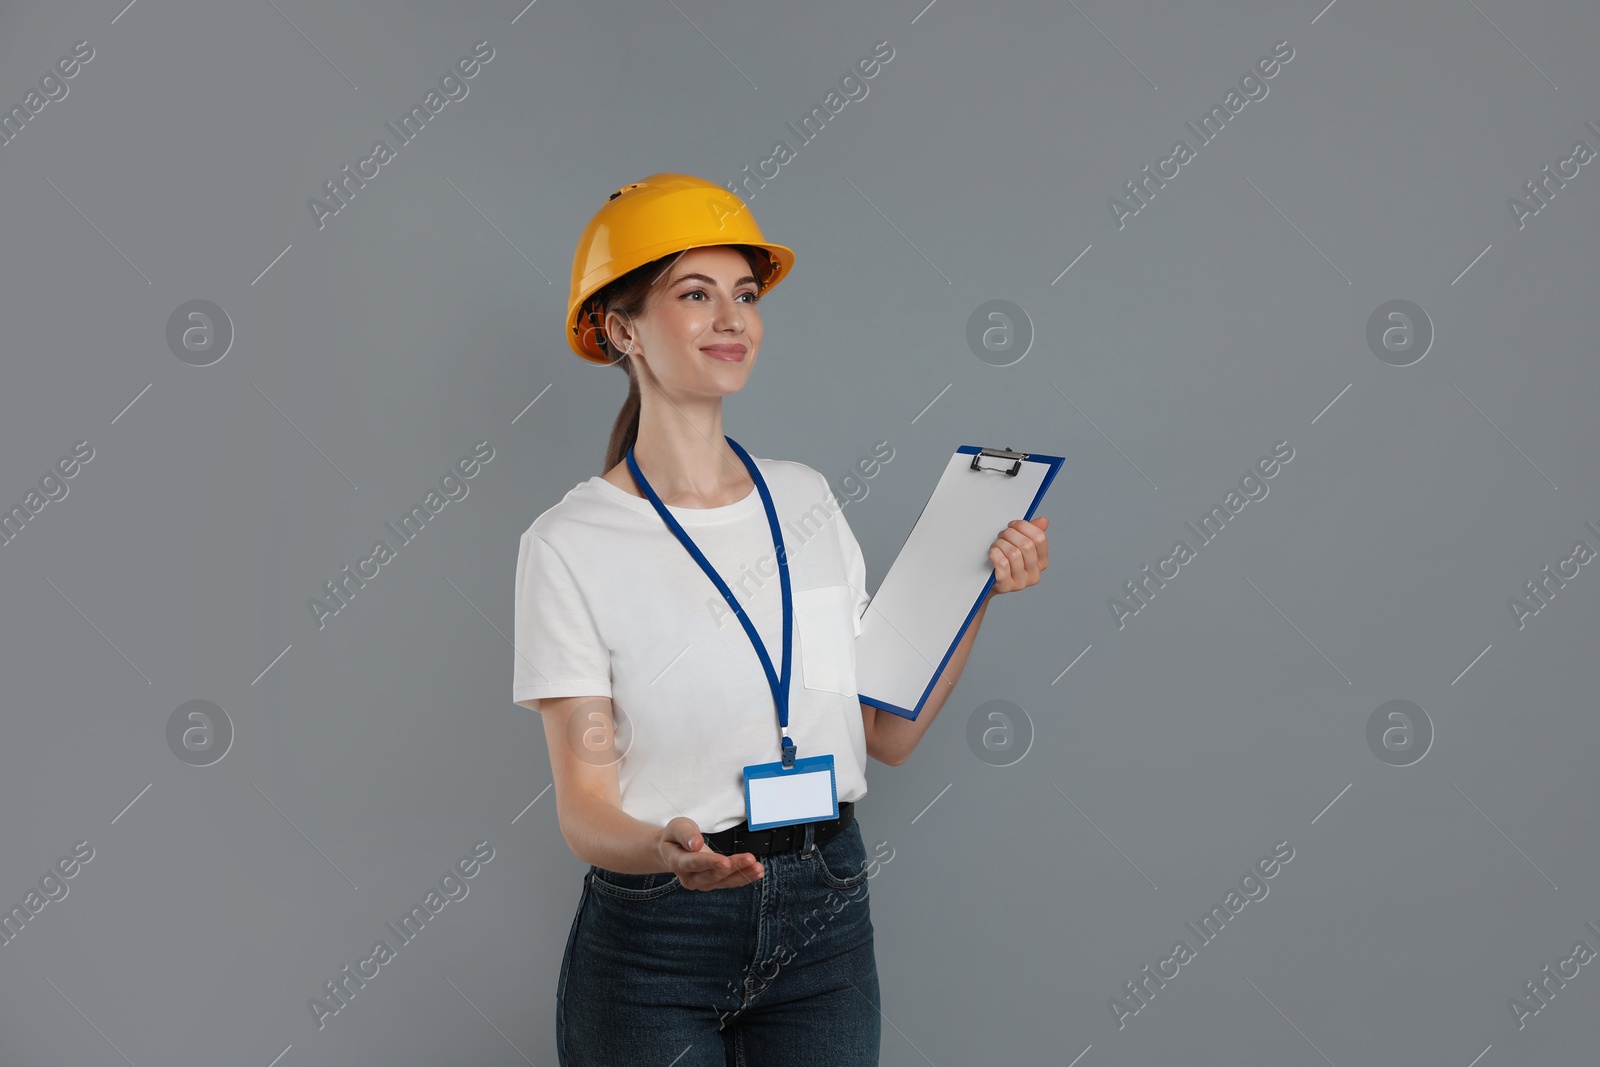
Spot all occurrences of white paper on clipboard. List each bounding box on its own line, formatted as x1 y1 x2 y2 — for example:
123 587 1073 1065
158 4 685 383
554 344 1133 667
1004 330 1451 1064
856 445 1063 722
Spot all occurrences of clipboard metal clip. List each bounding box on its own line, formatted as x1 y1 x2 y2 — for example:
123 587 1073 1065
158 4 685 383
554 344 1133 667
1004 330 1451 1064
970 446 1029 477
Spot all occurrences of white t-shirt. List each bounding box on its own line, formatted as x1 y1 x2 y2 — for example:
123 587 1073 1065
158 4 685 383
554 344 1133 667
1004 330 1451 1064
513 454 871 834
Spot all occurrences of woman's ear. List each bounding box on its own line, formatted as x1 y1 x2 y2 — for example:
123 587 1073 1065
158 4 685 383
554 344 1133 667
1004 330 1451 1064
605 311 643 356
602 311 626 353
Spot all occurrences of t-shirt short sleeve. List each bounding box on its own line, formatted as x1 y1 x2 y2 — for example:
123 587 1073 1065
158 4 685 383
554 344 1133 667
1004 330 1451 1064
826 483 871 638
513 530 612 708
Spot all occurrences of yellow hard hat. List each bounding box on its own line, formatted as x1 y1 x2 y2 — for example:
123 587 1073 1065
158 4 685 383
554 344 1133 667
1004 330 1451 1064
565 173 796 364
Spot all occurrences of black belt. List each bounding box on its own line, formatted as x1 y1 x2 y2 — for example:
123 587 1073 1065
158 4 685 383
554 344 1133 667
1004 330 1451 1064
705 802 854 858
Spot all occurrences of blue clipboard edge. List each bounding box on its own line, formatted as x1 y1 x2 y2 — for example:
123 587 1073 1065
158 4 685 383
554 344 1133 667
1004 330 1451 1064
859 445 1065 723
743 753 841 831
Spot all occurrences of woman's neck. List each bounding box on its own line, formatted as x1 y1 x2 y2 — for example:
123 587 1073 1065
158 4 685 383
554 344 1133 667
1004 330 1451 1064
614 399 753 507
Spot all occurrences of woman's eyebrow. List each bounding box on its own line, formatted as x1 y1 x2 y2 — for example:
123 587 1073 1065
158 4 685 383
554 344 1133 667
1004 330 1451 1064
671 272 759 288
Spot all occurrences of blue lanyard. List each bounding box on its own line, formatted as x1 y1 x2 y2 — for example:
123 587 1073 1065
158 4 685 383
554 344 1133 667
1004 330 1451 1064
625 435 798 768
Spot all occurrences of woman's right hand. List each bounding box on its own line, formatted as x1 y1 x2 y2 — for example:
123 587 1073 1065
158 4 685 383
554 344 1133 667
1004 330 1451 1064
659 817 764 891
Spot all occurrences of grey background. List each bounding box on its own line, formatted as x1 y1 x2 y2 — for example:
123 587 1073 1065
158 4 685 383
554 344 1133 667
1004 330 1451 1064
1 0 1597 1064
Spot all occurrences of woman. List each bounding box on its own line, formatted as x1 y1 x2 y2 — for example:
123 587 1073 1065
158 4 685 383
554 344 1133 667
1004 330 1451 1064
513 173 1049 1066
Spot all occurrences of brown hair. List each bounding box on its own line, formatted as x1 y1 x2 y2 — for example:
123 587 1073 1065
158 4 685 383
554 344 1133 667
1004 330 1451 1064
596 244 772 473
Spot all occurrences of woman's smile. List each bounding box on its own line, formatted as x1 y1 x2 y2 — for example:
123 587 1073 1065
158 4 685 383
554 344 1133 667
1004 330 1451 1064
701 343 747 362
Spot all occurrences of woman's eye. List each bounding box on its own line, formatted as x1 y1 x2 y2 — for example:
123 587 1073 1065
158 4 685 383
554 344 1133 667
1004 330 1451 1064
680 290 759 303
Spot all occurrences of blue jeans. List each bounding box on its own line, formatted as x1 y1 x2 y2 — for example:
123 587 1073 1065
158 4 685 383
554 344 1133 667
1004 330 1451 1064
557 818 881 1066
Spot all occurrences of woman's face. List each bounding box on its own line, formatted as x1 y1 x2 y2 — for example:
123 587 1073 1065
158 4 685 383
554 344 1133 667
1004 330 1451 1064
613 245 764 398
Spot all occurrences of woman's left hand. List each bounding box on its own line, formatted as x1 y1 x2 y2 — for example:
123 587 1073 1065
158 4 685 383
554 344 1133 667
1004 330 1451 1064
988 517 1050 596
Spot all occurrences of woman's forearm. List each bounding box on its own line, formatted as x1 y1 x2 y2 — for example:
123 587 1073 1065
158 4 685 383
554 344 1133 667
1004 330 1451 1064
559 789 673 874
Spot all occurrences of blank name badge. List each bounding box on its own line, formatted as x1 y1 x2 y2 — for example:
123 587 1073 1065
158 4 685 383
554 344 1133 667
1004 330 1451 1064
742 753 839 831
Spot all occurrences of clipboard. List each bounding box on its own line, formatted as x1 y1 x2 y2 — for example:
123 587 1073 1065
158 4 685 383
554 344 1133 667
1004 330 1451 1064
856 445 1064 722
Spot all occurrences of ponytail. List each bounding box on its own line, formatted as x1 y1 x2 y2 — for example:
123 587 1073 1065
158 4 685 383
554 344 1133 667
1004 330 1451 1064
604 357 642 473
